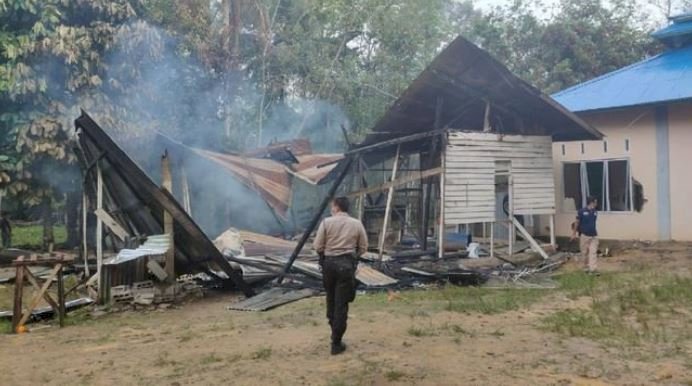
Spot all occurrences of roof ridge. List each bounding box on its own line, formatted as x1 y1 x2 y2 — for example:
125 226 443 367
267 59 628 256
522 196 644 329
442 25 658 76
552 52 665 97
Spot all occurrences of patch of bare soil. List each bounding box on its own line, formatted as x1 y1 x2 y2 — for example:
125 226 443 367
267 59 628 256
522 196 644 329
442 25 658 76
0 243 691 385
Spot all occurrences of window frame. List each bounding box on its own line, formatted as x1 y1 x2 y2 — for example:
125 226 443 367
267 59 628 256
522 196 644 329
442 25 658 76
561 158 634 213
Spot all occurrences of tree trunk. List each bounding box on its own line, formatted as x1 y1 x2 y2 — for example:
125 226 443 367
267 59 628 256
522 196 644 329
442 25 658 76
223 0 243 140
42 195 54 252
65 190 80 248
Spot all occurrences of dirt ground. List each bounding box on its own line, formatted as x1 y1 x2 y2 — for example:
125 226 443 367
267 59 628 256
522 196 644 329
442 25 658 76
1 243 691 386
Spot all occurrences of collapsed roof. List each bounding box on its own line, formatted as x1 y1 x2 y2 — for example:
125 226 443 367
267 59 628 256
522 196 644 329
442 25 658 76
157 135 342 218
75 112 253 296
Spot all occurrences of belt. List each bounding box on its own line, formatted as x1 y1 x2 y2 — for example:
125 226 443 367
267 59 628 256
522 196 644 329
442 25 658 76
325 253 354 259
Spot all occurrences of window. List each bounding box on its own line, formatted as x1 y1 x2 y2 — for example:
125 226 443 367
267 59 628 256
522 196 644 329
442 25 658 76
562 159 633 212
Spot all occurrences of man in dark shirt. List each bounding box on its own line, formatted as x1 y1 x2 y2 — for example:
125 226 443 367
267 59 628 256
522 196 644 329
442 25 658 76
571 196 599 274
0 211 11 249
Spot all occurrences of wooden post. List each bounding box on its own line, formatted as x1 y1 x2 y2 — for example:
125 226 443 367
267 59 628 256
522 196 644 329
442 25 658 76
508 174 514 257
82 192 89 277
549 214 556 247
512 217 549 260
17 264 62 328
438 136 447 259
12 265 24 333
490 222 495 259
57 265 65 327
96 163 103 302
483 100 491 132
161 151 175 283
357 158 368 221
378 145 400 261
181 165 192 215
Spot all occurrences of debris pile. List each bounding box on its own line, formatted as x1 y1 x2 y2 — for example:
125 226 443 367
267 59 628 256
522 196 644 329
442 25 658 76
220 228 567 311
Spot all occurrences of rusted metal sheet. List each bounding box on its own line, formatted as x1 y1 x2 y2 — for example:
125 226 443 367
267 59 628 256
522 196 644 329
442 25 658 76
75 112 253 296
238 230 301 256
194 148 293 216
288 154 342 185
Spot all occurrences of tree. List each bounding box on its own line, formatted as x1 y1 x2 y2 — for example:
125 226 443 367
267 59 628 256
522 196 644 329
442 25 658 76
465 0 660 93
0 0 138 247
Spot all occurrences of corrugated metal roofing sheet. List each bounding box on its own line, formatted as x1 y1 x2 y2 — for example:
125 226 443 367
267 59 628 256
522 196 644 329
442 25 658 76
552 45 692 113
228 287 318 311
105 234 171 265
194 148 293 216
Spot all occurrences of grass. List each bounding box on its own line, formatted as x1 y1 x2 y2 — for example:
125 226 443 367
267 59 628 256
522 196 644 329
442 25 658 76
10 225 67 249
250 347 272 360
200 353 223 365
407 326 436 337
441 286 547 314
544 275 692 345
0 319 12 334
356 285 547 315
385 370 406 381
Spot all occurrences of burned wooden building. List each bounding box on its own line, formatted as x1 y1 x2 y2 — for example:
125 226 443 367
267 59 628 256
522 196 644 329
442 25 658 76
287 36 603 265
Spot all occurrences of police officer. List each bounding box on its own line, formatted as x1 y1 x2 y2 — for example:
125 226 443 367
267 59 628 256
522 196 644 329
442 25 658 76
314 196 368 355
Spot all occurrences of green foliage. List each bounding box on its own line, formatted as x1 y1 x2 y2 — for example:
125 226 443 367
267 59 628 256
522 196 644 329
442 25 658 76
466 0 660 93
0 0 664 216
0 0 137 204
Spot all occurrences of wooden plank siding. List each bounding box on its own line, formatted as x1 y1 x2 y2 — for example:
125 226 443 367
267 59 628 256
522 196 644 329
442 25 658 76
444 131 555 225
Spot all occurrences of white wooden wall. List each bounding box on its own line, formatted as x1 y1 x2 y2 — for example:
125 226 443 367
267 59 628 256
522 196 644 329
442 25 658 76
444 132 555 225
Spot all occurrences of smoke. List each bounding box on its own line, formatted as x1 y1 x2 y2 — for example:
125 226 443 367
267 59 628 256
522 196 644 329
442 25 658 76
86 22 349 236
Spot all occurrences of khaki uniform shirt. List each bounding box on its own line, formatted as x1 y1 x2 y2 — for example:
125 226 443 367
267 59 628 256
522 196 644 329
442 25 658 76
314 212 368 257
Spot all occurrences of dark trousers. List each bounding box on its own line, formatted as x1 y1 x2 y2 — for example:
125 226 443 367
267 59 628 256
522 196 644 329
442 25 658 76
322 255 357 344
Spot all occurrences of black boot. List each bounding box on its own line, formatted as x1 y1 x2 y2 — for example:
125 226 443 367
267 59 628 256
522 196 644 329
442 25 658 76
331 341 346 355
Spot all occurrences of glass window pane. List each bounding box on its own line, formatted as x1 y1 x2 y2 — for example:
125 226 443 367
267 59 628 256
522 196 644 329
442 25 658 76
585 161 605 210
563 163 582 211
608 160 630 211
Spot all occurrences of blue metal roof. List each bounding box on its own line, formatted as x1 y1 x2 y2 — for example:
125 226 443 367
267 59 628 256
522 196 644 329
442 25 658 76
552 44 692 112
651 12 692 41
